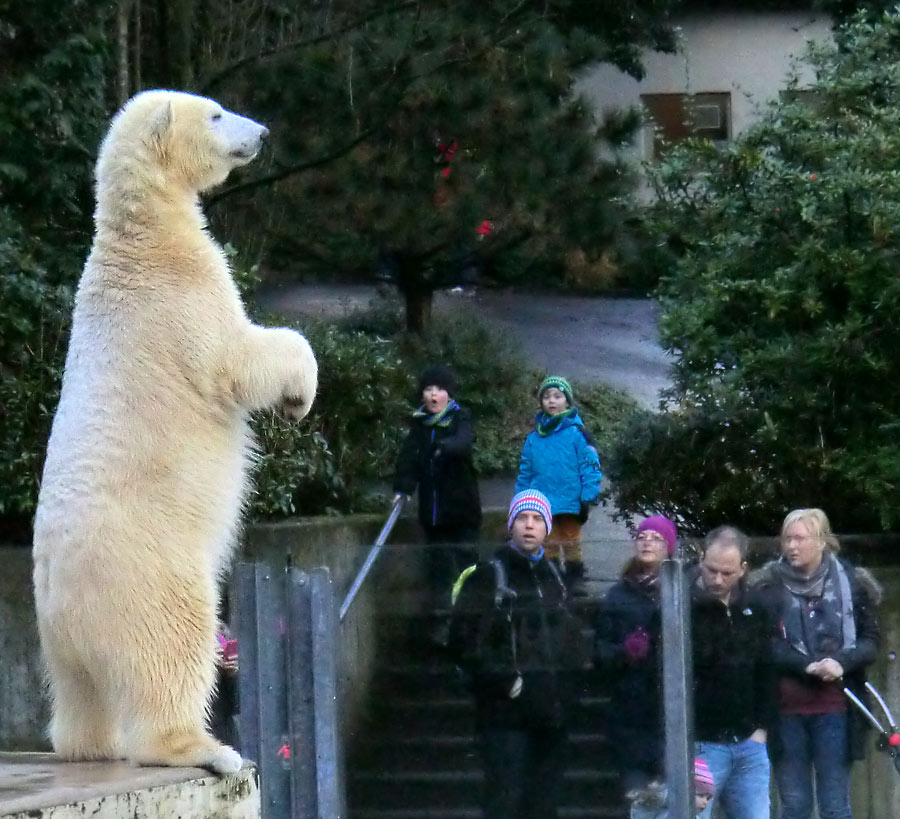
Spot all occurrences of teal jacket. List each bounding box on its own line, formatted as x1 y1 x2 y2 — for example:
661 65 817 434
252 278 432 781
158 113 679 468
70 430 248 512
515 410 602 516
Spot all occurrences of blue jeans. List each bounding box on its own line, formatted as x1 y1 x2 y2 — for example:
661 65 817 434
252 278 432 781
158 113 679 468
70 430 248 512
774 712 852 819
696 737 771 819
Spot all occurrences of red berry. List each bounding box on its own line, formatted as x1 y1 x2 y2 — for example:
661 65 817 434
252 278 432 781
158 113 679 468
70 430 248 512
889 733 900 747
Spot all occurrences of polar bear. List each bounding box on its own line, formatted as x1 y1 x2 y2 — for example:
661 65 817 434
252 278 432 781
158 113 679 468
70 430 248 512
32 90 317 775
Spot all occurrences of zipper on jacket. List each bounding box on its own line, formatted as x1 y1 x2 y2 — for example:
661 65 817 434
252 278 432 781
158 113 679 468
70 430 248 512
430 428 437 526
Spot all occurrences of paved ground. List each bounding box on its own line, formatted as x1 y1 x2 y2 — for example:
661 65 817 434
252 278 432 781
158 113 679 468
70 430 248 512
257 283 675 588
259 284 673 408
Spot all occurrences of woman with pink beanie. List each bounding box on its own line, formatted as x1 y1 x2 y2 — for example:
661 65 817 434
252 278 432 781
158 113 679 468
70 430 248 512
594 515 678 796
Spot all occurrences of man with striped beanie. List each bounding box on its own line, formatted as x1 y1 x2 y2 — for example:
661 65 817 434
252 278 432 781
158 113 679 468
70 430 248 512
506 488 553 539
447 488 583 819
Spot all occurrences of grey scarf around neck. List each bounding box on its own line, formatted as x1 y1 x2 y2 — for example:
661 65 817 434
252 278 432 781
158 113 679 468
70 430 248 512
775 551 856 658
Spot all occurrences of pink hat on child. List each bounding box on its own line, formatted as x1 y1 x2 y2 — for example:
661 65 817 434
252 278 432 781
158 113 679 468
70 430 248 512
694 758 715 797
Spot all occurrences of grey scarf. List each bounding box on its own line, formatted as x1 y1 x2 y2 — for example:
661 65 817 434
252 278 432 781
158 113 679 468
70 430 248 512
775 552 856 658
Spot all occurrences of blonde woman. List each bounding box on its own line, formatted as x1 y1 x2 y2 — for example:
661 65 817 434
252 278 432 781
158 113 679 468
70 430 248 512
753 509 881 819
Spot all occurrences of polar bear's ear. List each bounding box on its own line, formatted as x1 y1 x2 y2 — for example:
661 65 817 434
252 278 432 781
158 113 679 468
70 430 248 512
147 99 173 143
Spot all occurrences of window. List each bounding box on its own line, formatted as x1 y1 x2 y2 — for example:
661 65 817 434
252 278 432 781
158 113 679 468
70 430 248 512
640 92 731 158
779 88 823 111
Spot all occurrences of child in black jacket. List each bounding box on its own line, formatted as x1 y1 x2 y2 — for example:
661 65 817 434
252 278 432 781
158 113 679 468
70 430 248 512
393 364 481 615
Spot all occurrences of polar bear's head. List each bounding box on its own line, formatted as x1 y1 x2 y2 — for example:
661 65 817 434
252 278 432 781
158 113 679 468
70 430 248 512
96 90 269 200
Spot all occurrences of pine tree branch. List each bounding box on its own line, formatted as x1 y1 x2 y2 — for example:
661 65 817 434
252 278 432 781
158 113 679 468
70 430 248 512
198 0 418 94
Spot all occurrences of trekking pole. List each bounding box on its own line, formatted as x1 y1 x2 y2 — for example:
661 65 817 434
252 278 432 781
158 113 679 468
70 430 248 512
844 681 900 775
339 494 407 622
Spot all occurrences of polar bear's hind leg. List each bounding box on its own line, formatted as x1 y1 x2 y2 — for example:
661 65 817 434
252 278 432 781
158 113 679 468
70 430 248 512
47 653 122 761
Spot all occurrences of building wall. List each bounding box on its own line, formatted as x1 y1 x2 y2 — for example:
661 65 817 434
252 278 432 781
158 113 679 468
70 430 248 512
577 10 833 161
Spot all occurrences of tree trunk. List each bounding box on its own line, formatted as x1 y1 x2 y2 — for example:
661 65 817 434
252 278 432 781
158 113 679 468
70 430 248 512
133 0 141 92
403 285 433 335
116 0 133 106
169 0 195 90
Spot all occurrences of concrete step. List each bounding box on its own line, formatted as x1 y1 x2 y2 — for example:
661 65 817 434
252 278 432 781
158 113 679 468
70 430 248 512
350 731 610 774
348 768 620 811
350 604 627 819
363 693 609 740
369 663 612 702
351 808 627 819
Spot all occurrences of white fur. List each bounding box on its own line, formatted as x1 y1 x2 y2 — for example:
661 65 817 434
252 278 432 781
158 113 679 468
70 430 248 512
32 90 317 773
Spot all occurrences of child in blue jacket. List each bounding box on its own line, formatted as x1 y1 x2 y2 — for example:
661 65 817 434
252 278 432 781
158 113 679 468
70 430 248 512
515 375 601 590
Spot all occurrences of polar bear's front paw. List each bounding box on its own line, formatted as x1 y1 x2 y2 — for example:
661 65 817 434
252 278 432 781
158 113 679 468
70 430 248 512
279 332 318 421
281 393 313 421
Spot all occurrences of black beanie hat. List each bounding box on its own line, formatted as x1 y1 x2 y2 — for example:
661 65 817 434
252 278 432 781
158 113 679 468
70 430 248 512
418 364 457 396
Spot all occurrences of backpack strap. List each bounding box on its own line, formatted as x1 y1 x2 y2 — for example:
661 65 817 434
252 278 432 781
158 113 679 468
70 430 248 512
451 558 519 610
490 558 517 609
451 564 479 606
544 557 568 601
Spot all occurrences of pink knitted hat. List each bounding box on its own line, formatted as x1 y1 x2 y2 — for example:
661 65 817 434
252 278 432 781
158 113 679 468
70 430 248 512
694 757 715 796
636 515 678 556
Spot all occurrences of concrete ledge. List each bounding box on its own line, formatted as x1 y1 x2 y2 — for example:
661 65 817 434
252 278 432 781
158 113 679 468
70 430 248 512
0 753 259 818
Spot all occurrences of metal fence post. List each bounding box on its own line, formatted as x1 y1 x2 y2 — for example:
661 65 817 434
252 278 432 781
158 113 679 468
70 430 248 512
234 562 292 819
660 557 694 819
286 568 316 819
286 566 346 819
309 568 345 818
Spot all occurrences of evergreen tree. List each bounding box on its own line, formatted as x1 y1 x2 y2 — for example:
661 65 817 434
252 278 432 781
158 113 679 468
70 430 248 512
0 1 112 538
606 8 900 534
202 0 680 331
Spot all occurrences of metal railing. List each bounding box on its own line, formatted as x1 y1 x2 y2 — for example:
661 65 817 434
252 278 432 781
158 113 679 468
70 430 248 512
339 494 407 622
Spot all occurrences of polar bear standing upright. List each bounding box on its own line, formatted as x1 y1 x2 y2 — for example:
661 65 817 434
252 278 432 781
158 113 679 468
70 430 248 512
32 90 317 774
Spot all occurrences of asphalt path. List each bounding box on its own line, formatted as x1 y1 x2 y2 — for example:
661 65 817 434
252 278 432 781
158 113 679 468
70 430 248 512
257 283 675 587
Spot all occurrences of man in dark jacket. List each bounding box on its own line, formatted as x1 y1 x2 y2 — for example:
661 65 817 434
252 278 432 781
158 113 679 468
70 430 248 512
691 526 775 819
448 489 583 819
393 364 481 619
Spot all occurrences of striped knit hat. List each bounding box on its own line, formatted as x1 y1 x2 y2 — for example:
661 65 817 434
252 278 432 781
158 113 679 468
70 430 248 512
694 758 715 796
507 489 552 534
538 375 574 407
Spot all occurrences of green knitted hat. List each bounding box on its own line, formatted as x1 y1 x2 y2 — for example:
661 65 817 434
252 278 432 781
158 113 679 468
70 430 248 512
538 375 574 407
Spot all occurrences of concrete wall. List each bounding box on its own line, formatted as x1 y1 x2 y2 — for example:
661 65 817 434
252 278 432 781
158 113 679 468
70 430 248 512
0 550 48 750
242 511 429 742
0 509 482 753
577 10 833 165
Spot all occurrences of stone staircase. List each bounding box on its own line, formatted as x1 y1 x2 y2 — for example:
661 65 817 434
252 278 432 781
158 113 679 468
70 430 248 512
347 600 627 819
